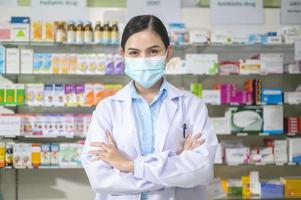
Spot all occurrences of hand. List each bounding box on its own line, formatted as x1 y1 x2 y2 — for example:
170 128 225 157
177 133 206 155
88 130 134 173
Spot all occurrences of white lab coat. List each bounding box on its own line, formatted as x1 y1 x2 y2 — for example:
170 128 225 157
81 80 218 200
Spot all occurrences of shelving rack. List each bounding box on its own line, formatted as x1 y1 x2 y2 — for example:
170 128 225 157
0 41 300 200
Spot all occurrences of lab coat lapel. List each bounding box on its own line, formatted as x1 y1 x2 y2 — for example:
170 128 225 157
154 98 178 153
111 81 142 156
126 100 143 156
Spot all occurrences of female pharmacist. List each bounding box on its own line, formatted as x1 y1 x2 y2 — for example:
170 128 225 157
81 15 218 200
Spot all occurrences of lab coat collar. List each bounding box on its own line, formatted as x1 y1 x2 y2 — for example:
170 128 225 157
111 78 184 101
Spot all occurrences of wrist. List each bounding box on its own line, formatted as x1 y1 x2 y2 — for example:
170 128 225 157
126 160 134 172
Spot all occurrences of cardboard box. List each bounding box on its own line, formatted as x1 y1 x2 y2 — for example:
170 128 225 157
42 54 52 74
44 84 54 106
41 144 51 166
64 84 77 106
33 53 43 74
53 114 64 136
211 31 231 44
74 115 84 137
189 29 210 44
4 84 16 105
211 117 230 135
274 140 288 163
15 84 25 106
85 84 95 106
50 143 60 166
75 84 85 106
0 85 4 105
0 23 11 41
6 48 20 74
13 143 31 168
288 138 301 163
203 90 221 105
239 59 261 74
31 143 41 167
83 114 92 136
42 115 55 137
220 84 236 105
10 17 30 42
261 181 284 199
250 171 260 195
261 89 283 105
263 105 284 134
281 177 301 197
20 49 33 74
63 114 74 138
186 54 218 75
53 84 65 106
284 92 301 104
219 61 240 75
241 176 250 197
285 117 301 134
0 143 5 168
0 45 5 74
21 114 34 136
230 106 263 133
260 147 274 163
227 179 242 196
225 147 249 164
32 115 43 136
282 26 301 44
260 53 283 74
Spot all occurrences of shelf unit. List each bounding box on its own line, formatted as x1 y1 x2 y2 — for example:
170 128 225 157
0 41 301 200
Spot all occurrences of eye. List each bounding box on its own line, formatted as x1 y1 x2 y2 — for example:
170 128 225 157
149 49 159 56
129 51 139 57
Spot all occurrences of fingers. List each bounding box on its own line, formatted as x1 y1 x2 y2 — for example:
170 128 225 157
90 142 109 149
183 132 205 151
189 138 206 150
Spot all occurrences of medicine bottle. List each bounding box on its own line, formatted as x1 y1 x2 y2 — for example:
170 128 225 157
94 21 103 44
67 21 76 44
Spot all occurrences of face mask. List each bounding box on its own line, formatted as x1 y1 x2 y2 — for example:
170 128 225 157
124 54 166 88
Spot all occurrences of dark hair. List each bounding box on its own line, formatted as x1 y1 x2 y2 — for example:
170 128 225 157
121 15 170 50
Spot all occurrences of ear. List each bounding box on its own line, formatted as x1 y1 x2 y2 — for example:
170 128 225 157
120 47 125 57
166 45 173 63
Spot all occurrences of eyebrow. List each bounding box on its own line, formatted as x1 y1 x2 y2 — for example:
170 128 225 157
127 45 161 51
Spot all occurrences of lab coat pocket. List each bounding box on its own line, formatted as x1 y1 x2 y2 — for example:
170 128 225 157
165 126 186 152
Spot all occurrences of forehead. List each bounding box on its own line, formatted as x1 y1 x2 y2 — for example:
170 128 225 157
125 29 165 50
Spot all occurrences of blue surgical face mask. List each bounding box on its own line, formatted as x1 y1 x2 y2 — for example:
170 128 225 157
124 54 166 88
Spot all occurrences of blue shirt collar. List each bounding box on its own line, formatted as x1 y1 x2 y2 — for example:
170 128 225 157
131 78 168 102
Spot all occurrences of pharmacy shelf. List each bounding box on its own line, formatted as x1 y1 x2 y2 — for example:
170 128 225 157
1 133 298 140
216 133 297 138
0 41 119 47
0 41 294 49
215 163 301 167
1 166 83 170
4 104 301 115
214 164 301 179
216 196 301 200
0 135 85 143
4 106 95 114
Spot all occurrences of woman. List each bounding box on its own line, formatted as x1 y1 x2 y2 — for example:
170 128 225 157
81 15 218 200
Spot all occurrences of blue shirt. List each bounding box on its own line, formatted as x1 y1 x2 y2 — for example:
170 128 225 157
131 80 167 200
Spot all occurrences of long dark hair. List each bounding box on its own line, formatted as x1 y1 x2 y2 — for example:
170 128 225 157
121 15 170 50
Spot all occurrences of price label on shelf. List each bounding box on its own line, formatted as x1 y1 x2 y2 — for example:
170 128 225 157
295 41 301 61
237 133 248 136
